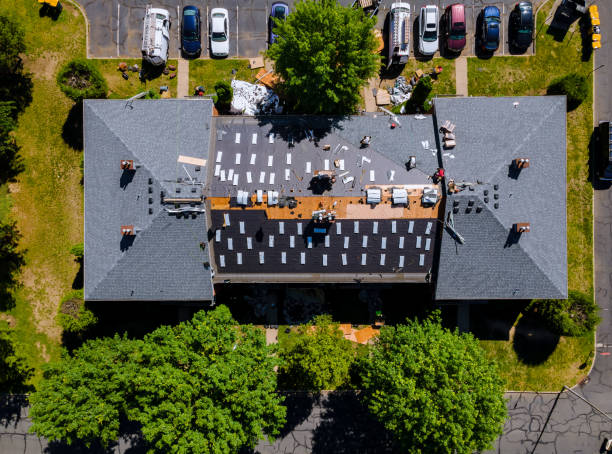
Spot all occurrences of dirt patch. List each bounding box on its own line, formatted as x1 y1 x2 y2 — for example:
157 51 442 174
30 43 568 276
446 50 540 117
23 52 62 81
0 313 16 328
35 341 50 362
21 266 63 343
8 182 20 194
60 298 81 317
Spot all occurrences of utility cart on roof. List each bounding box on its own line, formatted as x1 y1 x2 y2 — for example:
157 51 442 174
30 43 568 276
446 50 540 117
141 6 170 66
351 0 381 18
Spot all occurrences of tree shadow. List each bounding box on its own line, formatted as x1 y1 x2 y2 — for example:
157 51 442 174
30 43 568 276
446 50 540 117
513 314 560 365
546 5 576 42
0 221 25 311
0 65 33 116
39 3 63 21
277 392 317 438
0 328 34 392
311 392 395 454
578 14 593 62
0 394 29 428
470 301 528 341
71 259 83 290
254 116 347 147
62 101 84 150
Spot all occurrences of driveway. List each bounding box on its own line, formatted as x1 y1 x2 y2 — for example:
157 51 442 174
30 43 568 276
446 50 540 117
78 0 533 60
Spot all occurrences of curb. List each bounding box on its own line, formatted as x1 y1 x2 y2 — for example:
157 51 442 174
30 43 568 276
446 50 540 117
64 0 90 59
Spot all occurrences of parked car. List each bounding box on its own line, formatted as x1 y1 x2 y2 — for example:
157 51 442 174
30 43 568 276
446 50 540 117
269 2 289 45
418 5 439 55
480 6 501 51
510 2 533 49
181 6 201 57
445 3 466 52
141 6 170 66
210 8 230 57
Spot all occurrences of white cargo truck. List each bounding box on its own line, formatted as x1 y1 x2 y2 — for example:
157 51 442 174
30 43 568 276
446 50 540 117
387 3 410 67
141 6 170 66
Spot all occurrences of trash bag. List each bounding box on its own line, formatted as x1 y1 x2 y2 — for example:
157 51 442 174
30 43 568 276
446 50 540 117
230 80 283 116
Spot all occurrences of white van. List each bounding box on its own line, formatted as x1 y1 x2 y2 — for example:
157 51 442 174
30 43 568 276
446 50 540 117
142 6 170 66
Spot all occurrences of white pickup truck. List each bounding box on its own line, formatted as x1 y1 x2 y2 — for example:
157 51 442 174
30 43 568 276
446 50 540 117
141 6 170 66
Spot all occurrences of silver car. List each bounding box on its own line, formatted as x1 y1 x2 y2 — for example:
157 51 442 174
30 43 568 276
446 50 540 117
419 5 439 55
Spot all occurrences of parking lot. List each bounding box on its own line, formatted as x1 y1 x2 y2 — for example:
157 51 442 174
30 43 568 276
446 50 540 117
79 0 536 60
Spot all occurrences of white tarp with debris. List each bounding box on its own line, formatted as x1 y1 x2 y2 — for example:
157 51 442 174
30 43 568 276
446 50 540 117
230 80 283 115
387 75 412 106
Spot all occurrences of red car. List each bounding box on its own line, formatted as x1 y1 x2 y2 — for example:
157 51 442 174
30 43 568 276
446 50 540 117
445 4 466 52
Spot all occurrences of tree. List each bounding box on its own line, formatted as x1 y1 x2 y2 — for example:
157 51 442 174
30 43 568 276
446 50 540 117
214 80 233 112
0 326 33 393
0 16 32 115
547 73 588 111
266 0 379 114
57 289 97 338
57 58 108 102
0 221 25 297
528 290 600 336
69 243 84 260
409 76 434 113
360 316 507 454
278 315 356 390
30 306 286 452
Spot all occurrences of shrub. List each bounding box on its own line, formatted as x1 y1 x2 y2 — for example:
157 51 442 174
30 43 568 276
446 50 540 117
408 76 433 113
57 289 97 336
214 80 233 112
69 243 83 260
547 73 588 111
278 315 357 390
529 290 600 336
57 59 108 102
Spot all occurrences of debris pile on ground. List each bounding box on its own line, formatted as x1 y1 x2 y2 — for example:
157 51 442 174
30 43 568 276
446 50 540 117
230 80 283 115
387 76 412 105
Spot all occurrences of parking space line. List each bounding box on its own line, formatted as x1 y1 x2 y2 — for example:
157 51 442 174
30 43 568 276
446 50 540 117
177 6 180 54
116 2 120 57
236 5 239 58
501 2 505 56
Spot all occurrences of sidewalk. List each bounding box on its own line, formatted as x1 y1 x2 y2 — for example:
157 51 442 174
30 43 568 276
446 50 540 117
455 57 468 97
177 58 189 98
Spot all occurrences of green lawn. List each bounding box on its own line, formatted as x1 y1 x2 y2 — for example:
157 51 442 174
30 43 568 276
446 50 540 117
0 0 86 384
189 59 258 96
468 0 595 389
94 59 179 99
400 58 456 95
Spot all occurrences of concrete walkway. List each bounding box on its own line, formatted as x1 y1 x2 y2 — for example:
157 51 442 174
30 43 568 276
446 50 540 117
455 57 468 97
362 78 377 113
177 58 189 98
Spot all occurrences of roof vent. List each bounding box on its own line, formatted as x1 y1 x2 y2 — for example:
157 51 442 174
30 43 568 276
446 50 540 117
121 225 135 236
120 160 134 170
422 187 439 206
514 158 530 169
237 190 249 206
515 222 530 233
392 188 408 205
406 156 416 170
367 188 382 205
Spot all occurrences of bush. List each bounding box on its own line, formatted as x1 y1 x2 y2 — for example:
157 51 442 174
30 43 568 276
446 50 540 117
57 59 108 102
214 80 233 112
408 76 433 113
69 243 83 260
278 315 358 390
529 290 600 336
57 289 97 336
547 73 588 111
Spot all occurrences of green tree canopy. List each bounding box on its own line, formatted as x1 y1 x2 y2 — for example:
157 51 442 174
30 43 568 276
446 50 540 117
360 316 507 454
0 16 32 115
30 306 286 453
0 15 26 72
0 326 34 393
266 0 379 114
214 80 233 113
278 315 356 390
528 290 600 336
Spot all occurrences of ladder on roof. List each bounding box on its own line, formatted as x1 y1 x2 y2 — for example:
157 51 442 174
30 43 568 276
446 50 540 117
142 5 156 53
392 11 409 49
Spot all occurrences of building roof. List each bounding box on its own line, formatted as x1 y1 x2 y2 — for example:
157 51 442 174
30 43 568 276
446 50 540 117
84 99 214 301
434 96 567 300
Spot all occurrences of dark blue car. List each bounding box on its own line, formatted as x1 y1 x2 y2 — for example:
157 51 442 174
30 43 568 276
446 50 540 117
181 5 201 57
480 6 500 51
269 2 289 45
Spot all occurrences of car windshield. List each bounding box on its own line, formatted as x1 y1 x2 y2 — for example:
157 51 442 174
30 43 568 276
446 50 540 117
184 10 196 16
274 6 286 18
449 33 465 40
211 31 226 41
155 13 166 20
423 30 437 41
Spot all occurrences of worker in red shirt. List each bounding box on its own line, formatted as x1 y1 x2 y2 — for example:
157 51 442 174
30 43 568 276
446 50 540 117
433 167 445 183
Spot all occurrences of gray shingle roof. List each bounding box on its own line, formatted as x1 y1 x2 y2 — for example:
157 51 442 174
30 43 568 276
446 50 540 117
434 96 567 300
84 99 214 301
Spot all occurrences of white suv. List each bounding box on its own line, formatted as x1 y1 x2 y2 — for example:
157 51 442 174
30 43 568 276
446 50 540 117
419 5 439 55
210 8 230 57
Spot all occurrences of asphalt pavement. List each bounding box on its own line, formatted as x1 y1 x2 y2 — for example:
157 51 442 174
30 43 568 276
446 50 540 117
78 0 533 60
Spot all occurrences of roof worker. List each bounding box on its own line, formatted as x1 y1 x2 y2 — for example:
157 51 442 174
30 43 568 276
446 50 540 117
447 179 457 193
432 167 445 184
360 135 372 148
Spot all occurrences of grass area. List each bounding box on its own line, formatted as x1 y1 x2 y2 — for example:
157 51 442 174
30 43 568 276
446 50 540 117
468 0 594 389
0 0 86 385
481 332 593 391
189 59 258 96
95 59 179 99
400 58 456 95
